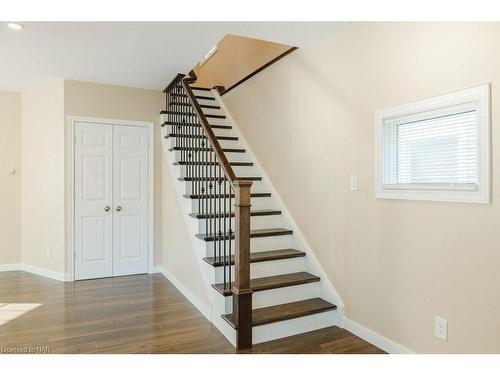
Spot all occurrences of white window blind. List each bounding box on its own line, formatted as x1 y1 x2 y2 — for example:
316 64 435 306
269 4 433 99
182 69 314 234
376 84 490 203
382 102 479 191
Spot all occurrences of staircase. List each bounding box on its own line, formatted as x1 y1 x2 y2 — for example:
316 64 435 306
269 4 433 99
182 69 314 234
161 73 339 349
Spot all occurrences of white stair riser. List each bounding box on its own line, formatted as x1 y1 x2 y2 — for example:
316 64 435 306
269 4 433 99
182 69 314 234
160 113 224 126
195 214 284 233
219 282 321 311
196 98 217 106
191 89 214 97
204 117 227 126
249 235 295 252
189 196 272 212
202 235 295 256
252 282 321 309
182 179 264 194
165 126 233 138
201 107 224 116
168 96 215 106
214 138 241 148
172 150 250 163
177 164 257 178
213 256 307 281
252 310 338 345
166 116 227 126
165 136 239 150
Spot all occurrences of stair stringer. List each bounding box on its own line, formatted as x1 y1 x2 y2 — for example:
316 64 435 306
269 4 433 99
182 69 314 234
160 114 236 346
213 90 345 327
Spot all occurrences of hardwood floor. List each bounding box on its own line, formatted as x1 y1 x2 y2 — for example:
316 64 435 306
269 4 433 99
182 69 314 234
0 271 384 354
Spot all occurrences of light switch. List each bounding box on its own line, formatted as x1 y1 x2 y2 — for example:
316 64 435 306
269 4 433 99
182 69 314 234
435 316 448 341
350 175 358 191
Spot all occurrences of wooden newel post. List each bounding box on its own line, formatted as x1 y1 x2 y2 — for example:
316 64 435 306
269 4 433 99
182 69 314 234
232 179 253 350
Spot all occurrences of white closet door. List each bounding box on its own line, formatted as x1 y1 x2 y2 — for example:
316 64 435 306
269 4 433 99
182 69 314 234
112 125 149 276
74 122 113 280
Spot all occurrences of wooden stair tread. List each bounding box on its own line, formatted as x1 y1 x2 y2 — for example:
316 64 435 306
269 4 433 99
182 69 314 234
222 298 337 328
162 121 231 130
180 176 261 182
174 161 253 167
190 209 281 219
170 147 245 153
183 192 270 199
197 227 291 242
203 248 305 267
166 134 238 141
212 272 320 296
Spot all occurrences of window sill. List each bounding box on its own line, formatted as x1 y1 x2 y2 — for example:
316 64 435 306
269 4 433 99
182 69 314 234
382 183 478 192
375 187 489 204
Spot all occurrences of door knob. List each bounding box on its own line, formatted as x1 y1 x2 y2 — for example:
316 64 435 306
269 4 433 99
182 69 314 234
104 206 111 212
116 206 122 212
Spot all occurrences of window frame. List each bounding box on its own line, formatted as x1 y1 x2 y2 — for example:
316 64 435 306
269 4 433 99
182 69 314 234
374 84 491 204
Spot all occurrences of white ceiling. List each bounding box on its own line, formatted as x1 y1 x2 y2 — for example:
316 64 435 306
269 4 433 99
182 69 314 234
0 22 343 91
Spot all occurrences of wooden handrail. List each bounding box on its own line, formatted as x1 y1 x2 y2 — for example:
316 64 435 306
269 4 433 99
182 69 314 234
220 47 297 96
182 71 238 184
164 73 186 93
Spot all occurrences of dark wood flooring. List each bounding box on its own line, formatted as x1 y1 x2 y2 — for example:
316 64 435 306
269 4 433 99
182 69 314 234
0 271 384 354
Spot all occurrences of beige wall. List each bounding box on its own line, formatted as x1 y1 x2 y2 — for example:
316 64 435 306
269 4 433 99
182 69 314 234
16 79 199 290
0 91 21 265
193 34 292 89
223 22 500 353
21 80 66 273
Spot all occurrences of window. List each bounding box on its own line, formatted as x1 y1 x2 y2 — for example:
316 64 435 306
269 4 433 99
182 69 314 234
375 84 490 203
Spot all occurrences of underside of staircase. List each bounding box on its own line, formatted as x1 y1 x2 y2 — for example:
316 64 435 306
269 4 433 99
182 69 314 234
161 73 339 349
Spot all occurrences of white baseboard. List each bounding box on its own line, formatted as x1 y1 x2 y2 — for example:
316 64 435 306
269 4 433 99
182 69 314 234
0 263 69 282
20 263 69 282
343 317 414 354
0 263 21 272
153 265 211 320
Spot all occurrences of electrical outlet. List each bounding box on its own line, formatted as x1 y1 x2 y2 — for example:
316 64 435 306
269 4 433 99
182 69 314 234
350 175 358 191
435 316 448 341
46 247 51 257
